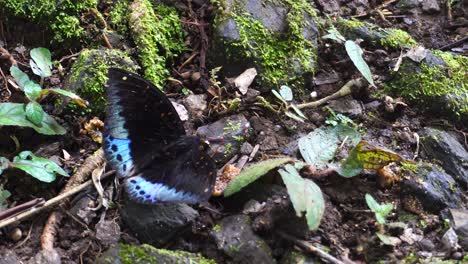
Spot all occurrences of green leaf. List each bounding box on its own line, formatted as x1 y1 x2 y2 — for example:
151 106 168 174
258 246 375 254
0 103 66 135
30 47 52 78
285 111 305 122
10 66 30 90
376 233 400 246
40 88 88 108
365 193 381 212
272 89 286 105
298 125 361 169
279 85 293 101
24 80 42 101
12 151 69 182
322 27 346 43
345 40 374 86
224 158 293 197
365 193 393 224
333 146 363 177
25 102 44 126
279 164 325 230
290 104 307 119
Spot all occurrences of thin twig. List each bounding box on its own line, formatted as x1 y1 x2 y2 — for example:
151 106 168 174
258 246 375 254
0 171 114 229
0 198 45 221
296 79 366 109
277 231 353 264
40 149 106 250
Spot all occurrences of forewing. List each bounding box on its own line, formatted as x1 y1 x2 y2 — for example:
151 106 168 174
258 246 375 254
103 68 185 177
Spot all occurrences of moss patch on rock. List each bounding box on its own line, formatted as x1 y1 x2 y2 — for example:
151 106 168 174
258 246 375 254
338 19 417 49
213 0 319 87
1 0 98 43
118 244 216 264
385 50 467 121
67 49 139 116
129 0 186 89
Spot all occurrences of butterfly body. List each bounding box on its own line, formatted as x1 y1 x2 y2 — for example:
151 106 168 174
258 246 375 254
103 68 216 204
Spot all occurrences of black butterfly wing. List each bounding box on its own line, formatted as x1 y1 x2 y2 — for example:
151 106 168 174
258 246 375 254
103 68 185 177
125 136 217 204
103 68 216 204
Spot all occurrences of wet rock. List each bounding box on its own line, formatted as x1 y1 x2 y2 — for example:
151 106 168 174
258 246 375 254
442 228 459 251
211 0 318 87
449 209 468 250
95 218 120 247
386 50 467 122
396 0 420 9
418 239 436 251
183 94 207 118
421 0 440 14
244 89 261 103
421 127 468 187
69 196 97 225
225 183 309 238
96 244 215 264
210 214 275 264
121 199 199 247
0 250 20 264
401 163 464 213
28 249 61 264
171 101 189 121
197 114 251 164
328 96 363 117
240 142 254 155
315 0 340 14
66 49 139 115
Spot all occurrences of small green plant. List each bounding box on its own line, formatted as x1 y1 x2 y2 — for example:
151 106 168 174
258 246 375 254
325 109 354 126
271 85 307 122
365 193 393 224
0 151 69 183
323 24 375 86
0 184 11 211
1 47 87 135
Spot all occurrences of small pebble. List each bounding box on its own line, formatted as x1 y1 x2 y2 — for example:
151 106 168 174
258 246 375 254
9 227 22 242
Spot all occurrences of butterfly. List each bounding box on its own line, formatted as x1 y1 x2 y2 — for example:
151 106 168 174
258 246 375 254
103 68 216 204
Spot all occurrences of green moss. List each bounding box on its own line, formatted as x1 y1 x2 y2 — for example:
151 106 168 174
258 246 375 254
339 19 417 49
118 244 216 264
67 49 138 115
215 0 317 87
380 28 417 48
401 161 419 174
109 0 130 34
212 224 222 232
385 50 468 119
1 0 97 43
129 0 185 89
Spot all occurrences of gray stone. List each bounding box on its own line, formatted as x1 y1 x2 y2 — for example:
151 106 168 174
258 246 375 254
212 0 318 86
0 250 21 264
210 215 275 264
197 114 251 164
419 239 436 251
396 0 420 9
328 96 363 117
401 163 464 213
95 218 121 246
442 228 459 251
240 142 254 155
121 199 199 247
183 94 207 118
422 0 440 13
421 127 468 187
449 209 468 250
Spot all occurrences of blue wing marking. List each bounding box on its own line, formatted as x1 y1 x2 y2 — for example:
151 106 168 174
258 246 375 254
104 135 134 177
125 175 201 204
